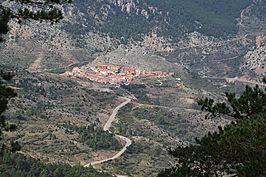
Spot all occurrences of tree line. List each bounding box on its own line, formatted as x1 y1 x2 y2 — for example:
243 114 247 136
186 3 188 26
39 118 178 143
17 8 63 21
0 0 70 40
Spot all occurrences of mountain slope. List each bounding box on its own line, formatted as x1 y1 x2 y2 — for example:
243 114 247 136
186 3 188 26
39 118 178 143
67 0 253 41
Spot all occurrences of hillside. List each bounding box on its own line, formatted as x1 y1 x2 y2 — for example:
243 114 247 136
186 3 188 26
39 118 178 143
69 0 253 41
0 0 266 176
158 84 266 177
0 153 112 177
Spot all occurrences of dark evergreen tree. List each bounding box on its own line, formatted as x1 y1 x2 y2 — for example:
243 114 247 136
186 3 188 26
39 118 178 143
0 8 12 41
159 84 266 177
0 70 21 155
0 152 113 177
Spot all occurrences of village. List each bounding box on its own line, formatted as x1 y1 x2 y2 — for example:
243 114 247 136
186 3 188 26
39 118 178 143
63 64 172 85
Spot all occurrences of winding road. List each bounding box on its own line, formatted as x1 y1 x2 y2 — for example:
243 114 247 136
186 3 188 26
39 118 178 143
84 97 132 167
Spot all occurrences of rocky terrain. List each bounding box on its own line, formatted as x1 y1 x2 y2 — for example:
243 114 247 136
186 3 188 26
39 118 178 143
1 0 266 176
242 44 266 76
4 70 121 165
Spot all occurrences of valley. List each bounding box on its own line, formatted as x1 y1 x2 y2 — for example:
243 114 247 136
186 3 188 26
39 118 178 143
0 0 266 176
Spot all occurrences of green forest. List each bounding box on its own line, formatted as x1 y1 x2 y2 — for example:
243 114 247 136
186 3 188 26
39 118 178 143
0 153 112 177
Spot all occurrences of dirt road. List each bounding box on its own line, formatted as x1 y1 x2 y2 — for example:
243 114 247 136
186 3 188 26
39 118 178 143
84 97 132 167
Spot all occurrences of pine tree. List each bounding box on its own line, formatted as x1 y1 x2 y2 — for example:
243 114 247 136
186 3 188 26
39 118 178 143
0 70 21 155
159 83 266 177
